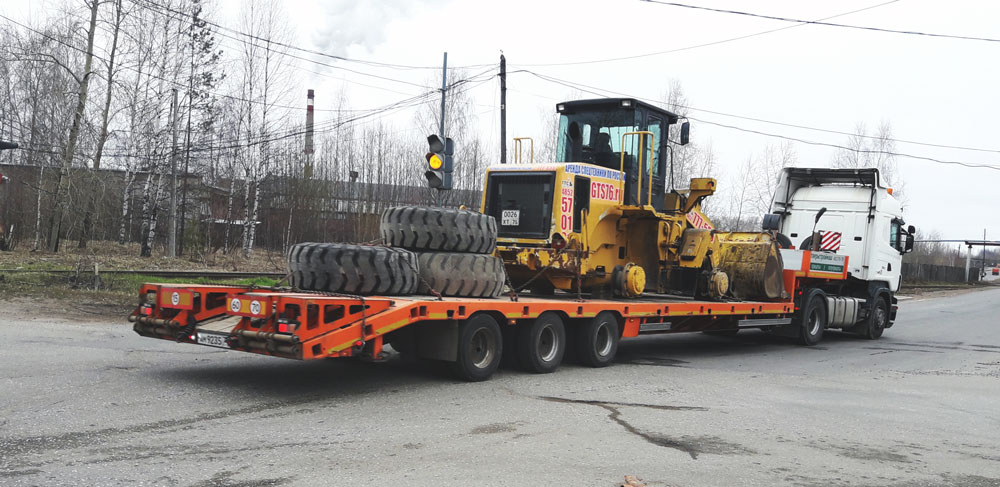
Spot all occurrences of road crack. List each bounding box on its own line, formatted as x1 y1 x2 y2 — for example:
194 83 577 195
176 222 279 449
538 396 751 459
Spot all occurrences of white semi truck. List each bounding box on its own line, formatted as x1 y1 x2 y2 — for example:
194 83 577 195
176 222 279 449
766 167 915 343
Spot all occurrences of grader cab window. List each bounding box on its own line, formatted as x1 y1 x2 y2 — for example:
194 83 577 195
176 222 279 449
556 110 641 170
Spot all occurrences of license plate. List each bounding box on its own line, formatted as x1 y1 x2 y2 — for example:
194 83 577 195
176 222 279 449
197 332 229 349
501 209 520 226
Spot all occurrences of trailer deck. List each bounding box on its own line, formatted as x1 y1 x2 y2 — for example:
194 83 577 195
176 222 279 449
125 249 851 381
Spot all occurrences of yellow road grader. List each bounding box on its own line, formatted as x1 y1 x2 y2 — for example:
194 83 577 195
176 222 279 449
481 98 785 300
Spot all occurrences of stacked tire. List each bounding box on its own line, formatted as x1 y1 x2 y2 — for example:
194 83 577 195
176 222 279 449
381 206 505 298
287 242 418 295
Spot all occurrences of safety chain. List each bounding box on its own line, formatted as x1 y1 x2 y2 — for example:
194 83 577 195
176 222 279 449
399 253 444 301
506 243 576 301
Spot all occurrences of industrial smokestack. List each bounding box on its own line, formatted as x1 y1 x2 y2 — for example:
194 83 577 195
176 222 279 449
304 89 314 179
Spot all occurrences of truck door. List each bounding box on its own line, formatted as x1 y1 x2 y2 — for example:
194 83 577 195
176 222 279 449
878 217 904 291
646 116 666 211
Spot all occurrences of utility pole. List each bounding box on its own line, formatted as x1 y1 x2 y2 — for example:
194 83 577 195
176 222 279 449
500 54 507 165
436 52 448 206
167 88 179 258
439 52 447 140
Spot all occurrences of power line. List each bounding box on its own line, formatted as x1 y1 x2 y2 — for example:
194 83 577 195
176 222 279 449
129 0 494 72
518 70 1000 172
689 118 1000 172
666 105 1000 155
10 74 494 162
642 0 1000 44
131 0 433 90
520 69 1000 155
0 13 402 114
56 3 433 97
514 0 899 67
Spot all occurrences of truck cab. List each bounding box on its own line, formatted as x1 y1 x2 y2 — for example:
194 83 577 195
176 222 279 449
770 167 915 293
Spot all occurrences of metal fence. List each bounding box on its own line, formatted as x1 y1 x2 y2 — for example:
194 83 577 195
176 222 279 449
901 263 980 283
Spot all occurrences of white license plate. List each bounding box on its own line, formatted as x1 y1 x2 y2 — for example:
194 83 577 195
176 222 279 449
501 209 520 226
197 332 230 349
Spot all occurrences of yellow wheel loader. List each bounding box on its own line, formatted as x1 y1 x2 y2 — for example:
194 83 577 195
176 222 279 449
480 98 785 300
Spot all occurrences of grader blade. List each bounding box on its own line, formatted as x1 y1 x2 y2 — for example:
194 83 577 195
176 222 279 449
715 233 786 299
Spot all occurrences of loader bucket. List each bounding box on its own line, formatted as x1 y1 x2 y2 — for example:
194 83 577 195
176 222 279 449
715 232 786 299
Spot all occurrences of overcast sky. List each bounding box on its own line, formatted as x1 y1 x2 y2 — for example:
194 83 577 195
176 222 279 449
6 0 1000 243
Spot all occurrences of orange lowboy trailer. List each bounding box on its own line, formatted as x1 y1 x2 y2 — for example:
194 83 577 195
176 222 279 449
128 250 876 381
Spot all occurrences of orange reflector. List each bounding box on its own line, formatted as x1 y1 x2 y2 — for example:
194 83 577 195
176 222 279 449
887 188 894 195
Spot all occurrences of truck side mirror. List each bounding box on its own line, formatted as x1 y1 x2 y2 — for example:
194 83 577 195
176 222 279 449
679 122 690 146
904 234 914 253
761 213 781 231
907 225 915 234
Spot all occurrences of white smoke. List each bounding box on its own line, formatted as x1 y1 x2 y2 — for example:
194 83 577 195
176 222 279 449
312 0 449 57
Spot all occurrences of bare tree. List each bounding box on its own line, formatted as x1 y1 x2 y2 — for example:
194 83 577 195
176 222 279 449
46 0 101 252
233 0 292 257
833 121 905 197
662 80 717 189
79 0 126 249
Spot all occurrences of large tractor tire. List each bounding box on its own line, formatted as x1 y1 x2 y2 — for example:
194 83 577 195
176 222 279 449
416 252 506 298
381 206 497 254
287 243 418 296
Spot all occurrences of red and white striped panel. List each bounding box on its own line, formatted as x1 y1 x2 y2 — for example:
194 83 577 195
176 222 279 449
820 231 842 251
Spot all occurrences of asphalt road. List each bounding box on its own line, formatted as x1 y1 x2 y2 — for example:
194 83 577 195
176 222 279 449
2 288 999 487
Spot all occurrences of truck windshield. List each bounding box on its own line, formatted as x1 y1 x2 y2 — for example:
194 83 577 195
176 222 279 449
556 110 644 171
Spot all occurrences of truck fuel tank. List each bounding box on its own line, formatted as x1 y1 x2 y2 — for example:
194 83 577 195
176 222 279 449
826 296 864 328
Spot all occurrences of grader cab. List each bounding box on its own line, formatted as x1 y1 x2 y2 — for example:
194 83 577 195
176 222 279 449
482 98 785 300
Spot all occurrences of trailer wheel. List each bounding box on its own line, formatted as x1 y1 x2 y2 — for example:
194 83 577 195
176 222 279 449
517 312 566 373
416 252 506 298
450 314 503 381
288 243 418 295
577 311 620 367
798 294 826 346
381 206 497 253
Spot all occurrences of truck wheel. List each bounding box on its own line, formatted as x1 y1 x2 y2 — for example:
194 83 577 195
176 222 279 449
450 314 503 381
288 243 418 295
416 252 506 298
381 206 497 253
798 294 826 346
577 311 620 367
517 312 566 373
775 233 793 249
862 297 888 340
